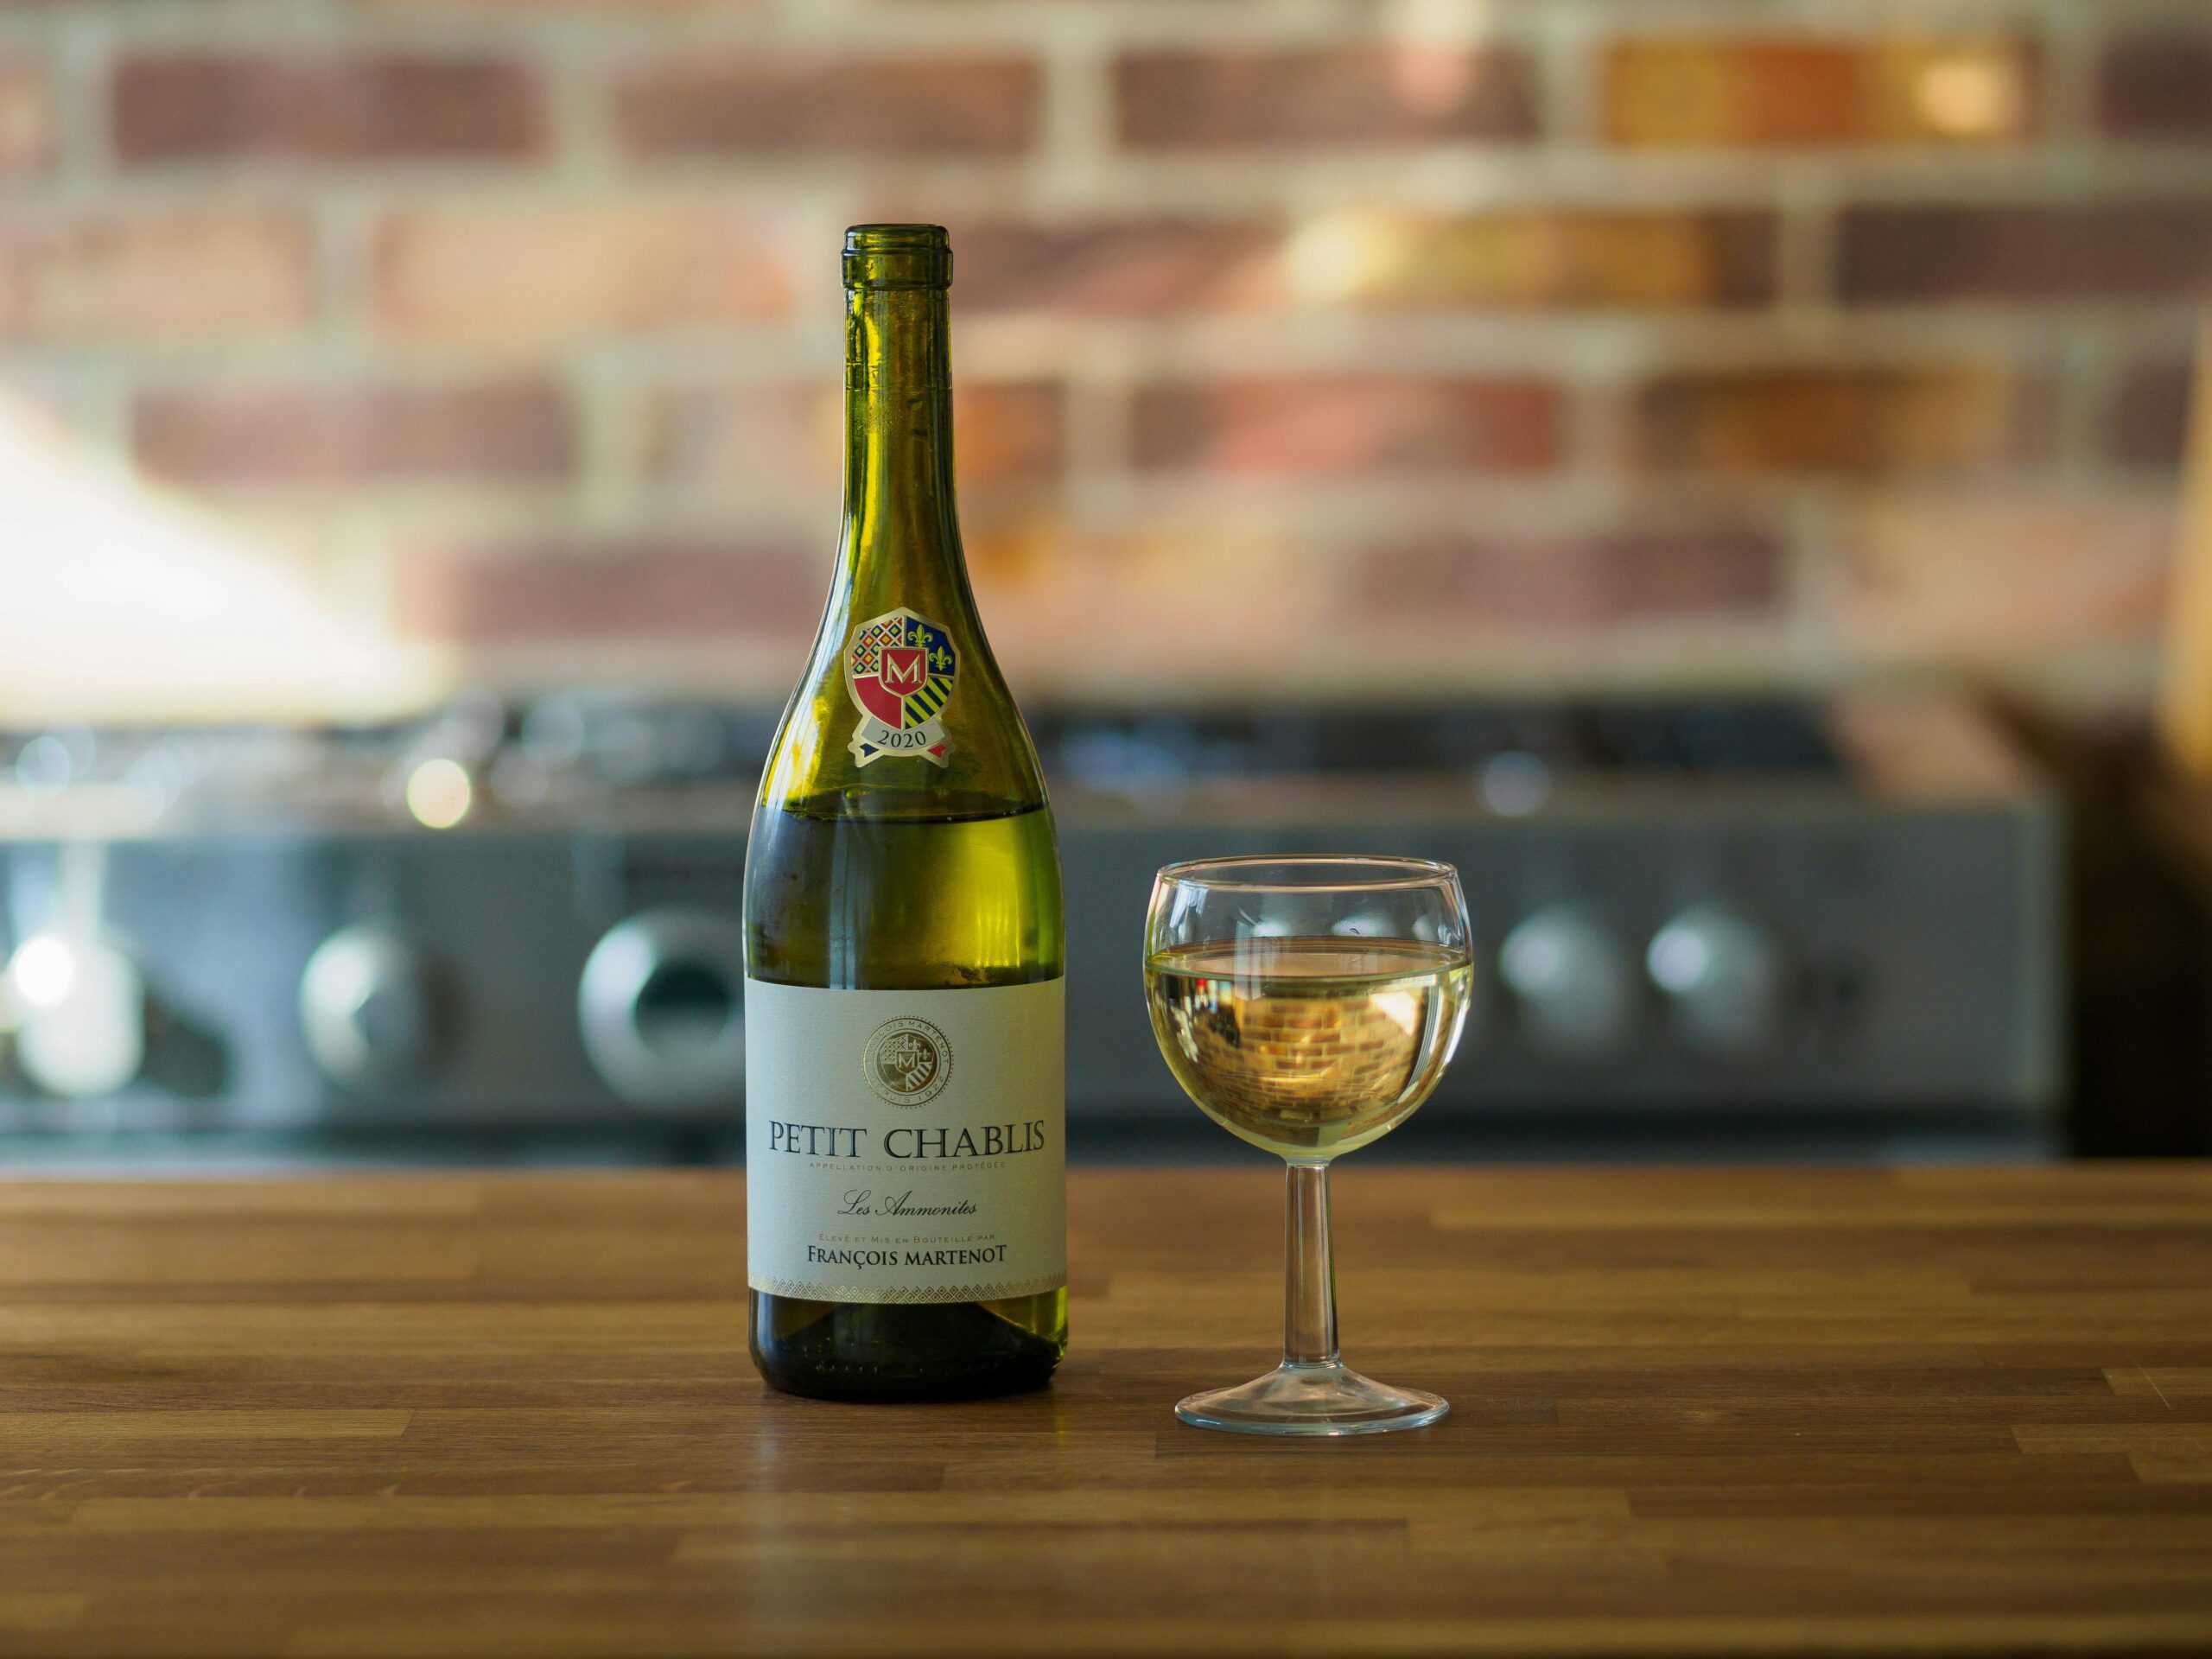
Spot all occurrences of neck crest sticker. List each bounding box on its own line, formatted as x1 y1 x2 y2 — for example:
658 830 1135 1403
846 607 957 766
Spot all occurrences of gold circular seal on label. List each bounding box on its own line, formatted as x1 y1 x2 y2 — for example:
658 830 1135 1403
862 1016 953 1107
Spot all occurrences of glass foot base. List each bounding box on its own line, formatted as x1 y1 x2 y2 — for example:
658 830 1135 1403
1175 1360 1448 1437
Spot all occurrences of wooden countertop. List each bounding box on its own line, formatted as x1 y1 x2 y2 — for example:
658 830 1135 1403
3 1164 2210 1657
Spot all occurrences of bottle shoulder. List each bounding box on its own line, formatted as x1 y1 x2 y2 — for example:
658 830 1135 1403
767 788 1056 826
758 613 1050 818
742 796 1064 988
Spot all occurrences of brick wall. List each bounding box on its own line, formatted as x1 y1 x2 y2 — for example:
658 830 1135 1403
1 0 2206 707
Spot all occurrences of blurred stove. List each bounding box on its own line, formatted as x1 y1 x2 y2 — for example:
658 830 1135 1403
0 690 2061 1161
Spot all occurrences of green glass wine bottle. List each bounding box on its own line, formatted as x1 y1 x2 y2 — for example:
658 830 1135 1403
743 225 1068 1402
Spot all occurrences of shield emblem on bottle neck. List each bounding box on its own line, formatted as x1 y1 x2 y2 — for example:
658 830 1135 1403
846 607 957 759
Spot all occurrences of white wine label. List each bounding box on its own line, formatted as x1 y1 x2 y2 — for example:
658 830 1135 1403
845 607 957 766
745 977 1065 1304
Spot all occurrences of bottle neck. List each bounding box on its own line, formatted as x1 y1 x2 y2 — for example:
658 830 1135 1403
842 284 960 582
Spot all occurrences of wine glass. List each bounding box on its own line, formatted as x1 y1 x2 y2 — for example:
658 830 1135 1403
1144 855 1474 1436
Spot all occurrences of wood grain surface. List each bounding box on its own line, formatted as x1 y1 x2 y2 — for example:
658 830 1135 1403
1 1164 2209 1657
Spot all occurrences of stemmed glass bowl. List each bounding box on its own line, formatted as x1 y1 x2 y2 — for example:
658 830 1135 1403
1144 855 1474 1436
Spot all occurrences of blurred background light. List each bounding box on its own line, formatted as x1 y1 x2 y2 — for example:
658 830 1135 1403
404 758 474 830
1912 52 2028 139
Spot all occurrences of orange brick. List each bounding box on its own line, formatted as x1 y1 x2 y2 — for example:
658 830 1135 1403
616 55 1038 156
1287 210 1772 309
1354 532 1783 631
374 202 790 345
2101 33 2212 138
956 219 1282 314
0 57 52 177
0 211 313 342
1604 37 2037 148
1630 367 2049 475
1133 377 1558 475
114 54 545 163
2107 359 2192 470
1117 46 1535 149
393 541 817 641
367 0 746 8
1840 202 2212 302
647 379 1064 494
966 521 1321 683
136 381 573 486
1844 493 2171 656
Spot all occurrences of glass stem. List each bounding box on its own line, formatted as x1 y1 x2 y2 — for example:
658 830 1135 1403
1282 1160 1339 1369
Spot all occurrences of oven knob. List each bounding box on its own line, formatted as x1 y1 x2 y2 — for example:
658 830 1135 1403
6 930 145 1098
1646 905 1786 1059
578 910 747 1111
1499 906 1638 1059
300 927 443 1087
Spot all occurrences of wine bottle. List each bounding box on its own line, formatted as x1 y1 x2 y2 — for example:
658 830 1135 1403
743 225 1067 1402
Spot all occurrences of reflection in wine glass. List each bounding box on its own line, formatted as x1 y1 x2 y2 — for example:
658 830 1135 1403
1143 855 1474 1436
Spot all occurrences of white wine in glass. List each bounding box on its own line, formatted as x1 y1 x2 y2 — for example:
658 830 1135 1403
1144 857 1474 1437
1147 938 1472 1160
